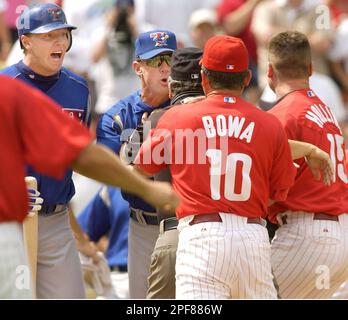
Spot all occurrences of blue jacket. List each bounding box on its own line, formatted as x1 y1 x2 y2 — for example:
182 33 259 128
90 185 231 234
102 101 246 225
77 187 129 268
96 90 170 212
1 61 91 205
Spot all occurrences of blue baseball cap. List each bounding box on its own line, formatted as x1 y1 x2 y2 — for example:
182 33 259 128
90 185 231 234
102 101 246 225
135 30 177 60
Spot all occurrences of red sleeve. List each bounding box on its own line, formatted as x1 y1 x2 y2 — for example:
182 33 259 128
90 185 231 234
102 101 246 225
135 112 174 175
217 0 241 23
15 79 92 178
269 122 296 201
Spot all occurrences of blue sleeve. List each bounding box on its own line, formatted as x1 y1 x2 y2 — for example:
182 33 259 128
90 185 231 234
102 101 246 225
77 188 111 242
96 107 124 154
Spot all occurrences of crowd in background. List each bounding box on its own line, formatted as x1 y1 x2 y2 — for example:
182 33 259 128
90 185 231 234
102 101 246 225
1 0 348 123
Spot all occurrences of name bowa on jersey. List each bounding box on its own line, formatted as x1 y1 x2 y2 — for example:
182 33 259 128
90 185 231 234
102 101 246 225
62 108 85 123
202 115 254 143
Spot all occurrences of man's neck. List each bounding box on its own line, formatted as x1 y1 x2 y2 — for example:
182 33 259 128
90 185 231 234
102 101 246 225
275 78 310 99
206 89 243 98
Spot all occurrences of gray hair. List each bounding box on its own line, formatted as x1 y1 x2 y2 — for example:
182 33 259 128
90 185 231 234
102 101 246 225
168 76 203 97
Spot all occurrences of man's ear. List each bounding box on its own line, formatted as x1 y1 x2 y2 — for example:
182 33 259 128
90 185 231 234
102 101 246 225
133 60 143 77
267 63 274 78
21 35 31 50
243 69 252 87
309 62 313 77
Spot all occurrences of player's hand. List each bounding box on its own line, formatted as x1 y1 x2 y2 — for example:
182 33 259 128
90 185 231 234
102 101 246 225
305 146 334 186
141 181 180 213
76 234 101 264
27 187 43 215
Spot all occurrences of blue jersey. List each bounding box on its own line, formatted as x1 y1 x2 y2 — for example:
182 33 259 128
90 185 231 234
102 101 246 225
77 187 129 268
1 61 91 205
96 90 170 212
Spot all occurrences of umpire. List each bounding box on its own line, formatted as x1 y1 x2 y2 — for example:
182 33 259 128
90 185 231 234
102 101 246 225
145 47 204 298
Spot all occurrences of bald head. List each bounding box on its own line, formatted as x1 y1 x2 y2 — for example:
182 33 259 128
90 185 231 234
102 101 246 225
268 31 312 80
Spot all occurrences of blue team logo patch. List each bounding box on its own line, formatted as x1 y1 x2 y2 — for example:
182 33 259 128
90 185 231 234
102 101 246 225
62 108 84 123
47 8 63 21
150 32 169 47
224 97 236 103
307 90 315 98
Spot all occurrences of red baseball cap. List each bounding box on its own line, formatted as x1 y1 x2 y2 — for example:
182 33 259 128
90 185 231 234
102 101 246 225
200 35 249 73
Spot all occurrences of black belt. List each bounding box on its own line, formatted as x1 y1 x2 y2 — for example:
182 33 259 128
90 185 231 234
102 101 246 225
163 217 178 232
130 208 158 225
39 204 67 215
110 265 128 272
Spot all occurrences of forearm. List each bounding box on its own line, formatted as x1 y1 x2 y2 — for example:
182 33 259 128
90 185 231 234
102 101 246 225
288 140 316 160
72 143 152 199
68 208 86 241
223 0 259 35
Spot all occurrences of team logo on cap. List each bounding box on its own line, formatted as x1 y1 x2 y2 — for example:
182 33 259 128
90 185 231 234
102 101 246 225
226 65 234 70
47 8 62 21
150 32 169 47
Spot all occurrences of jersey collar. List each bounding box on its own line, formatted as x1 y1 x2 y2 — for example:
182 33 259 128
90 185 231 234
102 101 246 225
16 60 60 83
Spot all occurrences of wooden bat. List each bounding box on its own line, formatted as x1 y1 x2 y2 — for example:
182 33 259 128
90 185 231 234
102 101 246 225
23 176 39 298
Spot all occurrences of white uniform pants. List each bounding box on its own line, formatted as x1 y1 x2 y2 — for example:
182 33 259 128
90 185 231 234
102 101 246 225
271 211 348 299
0 222 33 299
176 213 277 299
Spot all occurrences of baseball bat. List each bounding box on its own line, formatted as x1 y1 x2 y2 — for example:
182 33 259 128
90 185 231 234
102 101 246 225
23 176 39 298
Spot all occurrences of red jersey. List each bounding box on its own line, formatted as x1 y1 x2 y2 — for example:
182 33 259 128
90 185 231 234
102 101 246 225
0 76 92 223
268 89 348 221
136 94 296 220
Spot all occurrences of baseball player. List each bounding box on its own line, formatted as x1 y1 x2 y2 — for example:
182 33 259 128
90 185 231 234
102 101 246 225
267 31 348 299
96 29 177 298
0 75 179 298
0 3 94 298
144 47 205 299
135 35 297 299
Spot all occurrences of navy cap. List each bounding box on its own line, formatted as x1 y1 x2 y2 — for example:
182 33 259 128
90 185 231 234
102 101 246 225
135 30 177 60
171 47 203 81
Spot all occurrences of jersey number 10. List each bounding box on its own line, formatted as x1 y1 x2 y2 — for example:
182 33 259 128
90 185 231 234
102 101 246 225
206 149 252 201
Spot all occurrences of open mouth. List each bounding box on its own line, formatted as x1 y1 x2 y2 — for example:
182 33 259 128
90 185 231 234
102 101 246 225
50 51 63 60
160 78 168 85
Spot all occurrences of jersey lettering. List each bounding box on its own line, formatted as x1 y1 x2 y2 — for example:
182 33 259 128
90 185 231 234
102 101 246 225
62 108 84 123
327 133 348 183
206 149 252 201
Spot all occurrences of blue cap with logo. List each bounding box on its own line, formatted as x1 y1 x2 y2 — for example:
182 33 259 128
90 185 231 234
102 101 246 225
135 30 177 60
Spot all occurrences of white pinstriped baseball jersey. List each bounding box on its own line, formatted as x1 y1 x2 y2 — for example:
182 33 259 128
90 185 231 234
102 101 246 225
269 89 348 299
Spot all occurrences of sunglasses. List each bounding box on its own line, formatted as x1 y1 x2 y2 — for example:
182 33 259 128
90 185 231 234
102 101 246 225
142 54 172 68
